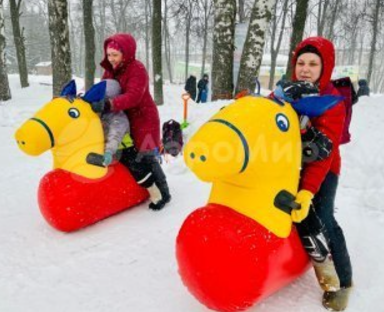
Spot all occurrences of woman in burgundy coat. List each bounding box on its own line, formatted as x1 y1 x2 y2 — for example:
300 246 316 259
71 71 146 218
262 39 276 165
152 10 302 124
96 33 171 210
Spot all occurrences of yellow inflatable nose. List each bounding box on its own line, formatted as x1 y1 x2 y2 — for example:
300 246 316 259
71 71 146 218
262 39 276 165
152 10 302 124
15 119 53 156
184 120 247 182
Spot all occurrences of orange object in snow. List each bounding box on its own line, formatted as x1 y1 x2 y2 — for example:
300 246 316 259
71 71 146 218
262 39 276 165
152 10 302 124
181 93 190 128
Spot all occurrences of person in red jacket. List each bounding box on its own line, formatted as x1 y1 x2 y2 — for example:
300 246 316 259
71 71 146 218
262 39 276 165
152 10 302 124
283 37 353 311
93 33 171 210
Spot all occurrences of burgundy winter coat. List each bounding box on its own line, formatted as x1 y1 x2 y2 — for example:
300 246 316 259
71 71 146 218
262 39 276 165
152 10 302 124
100 33 160 152
292 37 346 195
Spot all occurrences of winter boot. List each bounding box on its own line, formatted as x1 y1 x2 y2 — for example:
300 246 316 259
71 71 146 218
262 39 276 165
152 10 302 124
147 157 171 211
322 285 353 311
313 254 340 292
148 180 171 210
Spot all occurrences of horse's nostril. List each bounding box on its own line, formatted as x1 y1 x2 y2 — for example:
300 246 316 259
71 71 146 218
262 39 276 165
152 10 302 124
200 155 207 162
190 152 195 159
21 141 25 145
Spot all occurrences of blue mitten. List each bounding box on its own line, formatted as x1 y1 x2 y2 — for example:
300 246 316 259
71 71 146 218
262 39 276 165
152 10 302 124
102 151 113 166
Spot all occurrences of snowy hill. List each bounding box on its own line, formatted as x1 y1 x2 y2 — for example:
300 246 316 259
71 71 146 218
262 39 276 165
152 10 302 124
1 75 383 312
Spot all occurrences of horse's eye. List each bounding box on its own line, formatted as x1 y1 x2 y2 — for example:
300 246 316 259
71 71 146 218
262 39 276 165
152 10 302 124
68 108 80 119
276 113 289 132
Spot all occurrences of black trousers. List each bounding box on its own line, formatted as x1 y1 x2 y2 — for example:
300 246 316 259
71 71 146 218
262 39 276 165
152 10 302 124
296 172 353 288
119 147 166 188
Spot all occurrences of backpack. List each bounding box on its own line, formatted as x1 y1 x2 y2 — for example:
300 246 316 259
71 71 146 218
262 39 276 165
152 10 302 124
162 119 183 157
331 77 358 144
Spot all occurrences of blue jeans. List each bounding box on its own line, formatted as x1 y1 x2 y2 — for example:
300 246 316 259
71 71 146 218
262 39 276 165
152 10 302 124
296 172 353 288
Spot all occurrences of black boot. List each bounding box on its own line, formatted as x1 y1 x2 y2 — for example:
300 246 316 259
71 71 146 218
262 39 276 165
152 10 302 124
148 180 171 210
148 160 171 210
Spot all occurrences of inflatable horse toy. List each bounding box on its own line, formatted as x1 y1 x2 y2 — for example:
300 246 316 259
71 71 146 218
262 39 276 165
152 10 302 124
176 95 312 312
14 80 148 232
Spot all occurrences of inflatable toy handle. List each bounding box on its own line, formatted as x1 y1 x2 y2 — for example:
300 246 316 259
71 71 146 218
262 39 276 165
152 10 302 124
274 190 301 214
86 152 106 168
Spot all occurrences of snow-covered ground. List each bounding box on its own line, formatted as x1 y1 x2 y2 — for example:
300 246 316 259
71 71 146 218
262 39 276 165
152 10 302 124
1 75 383 312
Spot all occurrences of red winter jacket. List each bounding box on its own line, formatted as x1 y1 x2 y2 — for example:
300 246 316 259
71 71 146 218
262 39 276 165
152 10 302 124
100 33 160 152
292 37 346 195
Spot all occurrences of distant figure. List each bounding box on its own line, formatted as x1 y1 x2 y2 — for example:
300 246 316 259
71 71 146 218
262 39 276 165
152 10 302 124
197 74 209 103
184 75 197 101
276 74 287 87
357 79 370 97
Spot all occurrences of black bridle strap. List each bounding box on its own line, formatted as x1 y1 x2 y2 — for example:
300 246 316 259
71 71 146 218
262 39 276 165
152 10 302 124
30 118 55 148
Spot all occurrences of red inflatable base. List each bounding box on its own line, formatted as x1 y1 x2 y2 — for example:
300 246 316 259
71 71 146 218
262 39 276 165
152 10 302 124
38 163 149 232
176 204 310 312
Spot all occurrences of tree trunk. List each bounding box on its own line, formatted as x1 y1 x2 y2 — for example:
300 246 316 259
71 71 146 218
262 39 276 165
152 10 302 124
163 0 172 83
0 0 11 101
152 0 163 105
83 0 96 91
145 0 151 71
325 0 340 41
317 0 329 37
48 0 72 96
285 0 309 80
367 0 380 87
211 0 236 100
9 0 29 87
236 0 275 94
268 0 288 90
238 0 246 22
185 1 193 81
201 0 211 77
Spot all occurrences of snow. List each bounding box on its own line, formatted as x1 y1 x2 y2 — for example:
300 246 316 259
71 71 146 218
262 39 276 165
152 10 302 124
1 75 384 312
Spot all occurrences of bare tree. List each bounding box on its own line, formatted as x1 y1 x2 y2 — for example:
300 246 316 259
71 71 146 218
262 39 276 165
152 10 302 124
211 0 236 100
0 0 11 101
285 0 309 79
83 0 96 90
268 0 289 89
152 0 163 105
145 0 151 70
93 0 106 77
366 0 381 86
238 0 246 22
9 0 29 87
316 0 329 37
184 0 195 80
163 0 173 82
325 0 341 40
109 0 132 33
48 0 72 96
198 0 213 77
236 0 275 94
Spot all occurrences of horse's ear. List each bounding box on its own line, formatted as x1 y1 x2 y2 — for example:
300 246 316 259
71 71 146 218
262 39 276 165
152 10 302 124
82 81 107 103
60 80 77 97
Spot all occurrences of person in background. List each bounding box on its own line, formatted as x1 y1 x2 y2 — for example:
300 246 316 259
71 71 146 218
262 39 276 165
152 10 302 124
92 33 171 211
196 74 209 103
278 37 353 311
184 75 197 101
357 78 370 97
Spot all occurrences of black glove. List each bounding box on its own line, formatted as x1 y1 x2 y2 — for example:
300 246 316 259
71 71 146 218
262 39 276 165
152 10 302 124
280 81 319 102
90 98 111 113
302 126 333 163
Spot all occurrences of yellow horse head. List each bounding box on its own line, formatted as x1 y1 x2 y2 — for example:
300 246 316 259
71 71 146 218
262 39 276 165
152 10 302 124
184 96 302 238
15 80 107 179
